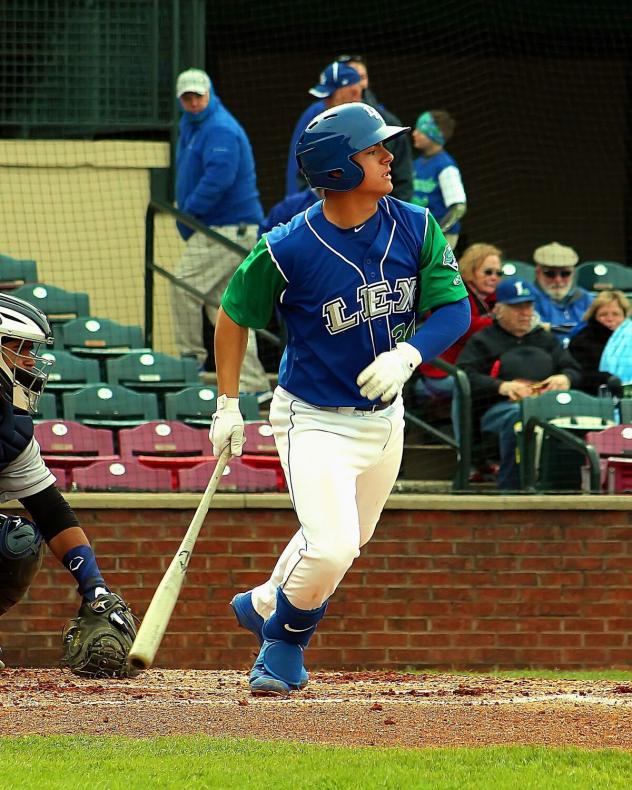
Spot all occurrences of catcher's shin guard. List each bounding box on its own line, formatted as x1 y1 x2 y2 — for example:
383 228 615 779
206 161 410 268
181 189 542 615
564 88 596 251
61 592 138 678
0 514 44 616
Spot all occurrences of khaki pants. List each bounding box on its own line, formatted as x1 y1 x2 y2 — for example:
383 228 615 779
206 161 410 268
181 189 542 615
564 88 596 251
170 226 270 394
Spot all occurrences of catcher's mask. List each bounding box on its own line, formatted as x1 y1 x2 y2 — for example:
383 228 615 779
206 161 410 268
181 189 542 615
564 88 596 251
0 293 53 413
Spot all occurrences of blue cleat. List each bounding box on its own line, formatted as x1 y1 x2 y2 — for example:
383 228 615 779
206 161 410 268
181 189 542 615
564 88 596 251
231 592 309 690
248 639 307 697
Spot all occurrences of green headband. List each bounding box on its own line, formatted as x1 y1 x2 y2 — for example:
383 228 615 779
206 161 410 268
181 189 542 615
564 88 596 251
415 112 445 146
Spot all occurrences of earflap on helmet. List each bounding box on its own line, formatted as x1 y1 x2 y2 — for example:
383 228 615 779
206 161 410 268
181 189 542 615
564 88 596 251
296 102 410 192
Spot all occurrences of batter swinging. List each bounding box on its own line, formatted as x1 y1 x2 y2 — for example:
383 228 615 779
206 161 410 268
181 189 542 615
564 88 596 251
211 102 471 696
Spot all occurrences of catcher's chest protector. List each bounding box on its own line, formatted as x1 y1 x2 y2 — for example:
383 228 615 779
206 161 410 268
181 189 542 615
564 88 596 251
0 514 44 615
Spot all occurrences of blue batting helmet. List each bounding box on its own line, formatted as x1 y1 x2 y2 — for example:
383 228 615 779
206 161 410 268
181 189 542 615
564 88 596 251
295 102 410 192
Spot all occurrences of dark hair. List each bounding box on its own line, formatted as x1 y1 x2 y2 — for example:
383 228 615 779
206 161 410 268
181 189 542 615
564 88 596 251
337 54 366 65
429 110 456 142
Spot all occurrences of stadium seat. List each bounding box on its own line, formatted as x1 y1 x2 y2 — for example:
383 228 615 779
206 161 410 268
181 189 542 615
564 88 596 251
575 261 632 295
42 349 100 412
604 457 632 494
48 466 70 491
34 392 58 422
35 420 118 488
243 421 277 454
164 386 260 426
62 384 158 428
106 351 199 417
0 254 38 291
12 283 90 335
519 390 616 491
118 420 211 490
178 457 278 493
620 399 632 424
60 317 148 379
582 424 632 493
72 459 172 492
501 260 536 282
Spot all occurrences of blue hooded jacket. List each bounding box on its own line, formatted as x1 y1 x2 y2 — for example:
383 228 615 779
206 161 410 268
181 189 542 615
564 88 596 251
176 85 263 240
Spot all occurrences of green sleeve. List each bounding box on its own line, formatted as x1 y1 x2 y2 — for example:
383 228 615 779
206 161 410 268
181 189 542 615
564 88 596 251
418 213 468 313
221 238 287 329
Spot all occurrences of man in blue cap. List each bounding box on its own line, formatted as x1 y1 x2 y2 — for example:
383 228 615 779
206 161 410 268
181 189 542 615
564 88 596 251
457 277 582 490
284 61 362 197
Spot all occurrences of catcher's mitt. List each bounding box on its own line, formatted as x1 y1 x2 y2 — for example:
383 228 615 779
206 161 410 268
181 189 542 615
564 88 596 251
61 592 138 678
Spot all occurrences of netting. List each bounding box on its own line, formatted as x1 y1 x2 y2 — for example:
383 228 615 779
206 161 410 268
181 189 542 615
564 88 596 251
0 0 630 492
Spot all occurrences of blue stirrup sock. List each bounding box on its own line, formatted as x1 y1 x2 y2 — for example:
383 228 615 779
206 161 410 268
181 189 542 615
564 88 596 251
262 588 328 647
61 544 108 601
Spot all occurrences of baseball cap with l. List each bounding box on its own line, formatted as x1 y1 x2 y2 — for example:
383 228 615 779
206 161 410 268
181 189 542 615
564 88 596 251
309 61 362 98
495 277 535 305
533 241 579 268
176 68 211 97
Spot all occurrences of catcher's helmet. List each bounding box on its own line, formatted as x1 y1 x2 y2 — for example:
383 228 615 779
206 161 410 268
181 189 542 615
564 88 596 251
295 102 410 192
0 293 53 413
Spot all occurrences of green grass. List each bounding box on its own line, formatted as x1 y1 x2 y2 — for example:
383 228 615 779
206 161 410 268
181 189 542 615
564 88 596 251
1 737 632 790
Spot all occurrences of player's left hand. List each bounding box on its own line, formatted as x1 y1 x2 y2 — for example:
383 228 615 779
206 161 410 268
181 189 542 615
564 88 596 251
357 343 422 402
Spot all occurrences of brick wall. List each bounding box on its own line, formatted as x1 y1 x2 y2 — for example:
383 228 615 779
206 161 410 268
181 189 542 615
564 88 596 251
2 499 632 670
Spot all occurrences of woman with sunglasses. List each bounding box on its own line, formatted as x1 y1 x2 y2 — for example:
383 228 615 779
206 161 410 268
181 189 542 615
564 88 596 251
531 241 594 346
416 242 503 400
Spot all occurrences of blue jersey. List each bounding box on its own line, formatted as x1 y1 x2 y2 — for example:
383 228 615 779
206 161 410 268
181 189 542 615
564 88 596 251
222 197 467 408
412 150 462 234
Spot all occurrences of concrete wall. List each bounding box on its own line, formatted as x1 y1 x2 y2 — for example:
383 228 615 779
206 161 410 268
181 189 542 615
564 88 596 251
0 140 182 356
1 494 631 671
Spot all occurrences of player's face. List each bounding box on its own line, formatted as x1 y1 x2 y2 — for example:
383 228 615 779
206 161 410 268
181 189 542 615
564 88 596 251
470 254 503 296
329 83 363 107
351 143 394 198
495 302 535 337
595 301 626 331
179 91 210 114
412 128 432 153
535 265 574 300
1 339 35 372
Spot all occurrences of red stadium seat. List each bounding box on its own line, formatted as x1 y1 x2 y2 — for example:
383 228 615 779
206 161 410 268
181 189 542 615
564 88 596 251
48 466 70 491
605 457 632 494
34 420 119 487
582 425 632 491
118 420 211 490
72 459 172 492
179 457 278 493
243 421 277 454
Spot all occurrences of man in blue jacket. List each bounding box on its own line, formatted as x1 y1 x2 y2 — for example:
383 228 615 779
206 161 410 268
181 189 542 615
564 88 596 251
531 241 594 347
171 68 270 395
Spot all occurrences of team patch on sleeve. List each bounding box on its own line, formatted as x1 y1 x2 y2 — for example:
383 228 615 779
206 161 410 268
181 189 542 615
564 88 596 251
442 244 458 272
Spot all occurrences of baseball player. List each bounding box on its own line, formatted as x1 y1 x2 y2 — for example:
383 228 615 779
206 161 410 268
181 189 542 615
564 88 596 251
211 103 471 696
0 293 135 676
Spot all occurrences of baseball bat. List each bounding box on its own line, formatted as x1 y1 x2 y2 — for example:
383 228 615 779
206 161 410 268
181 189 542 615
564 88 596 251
127 448 231 671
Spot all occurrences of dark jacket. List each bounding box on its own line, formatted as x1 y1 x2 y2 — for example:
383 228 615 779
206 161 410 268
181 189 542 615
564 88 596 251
0 399 33 471
457 321 583 418
568 318 614 394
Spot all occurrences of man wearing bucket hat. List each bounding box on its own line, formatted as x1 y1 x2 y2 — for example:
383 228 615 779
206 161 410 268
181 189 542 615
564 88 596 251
411 109 467 250
531 241 594 346
457 277 582 490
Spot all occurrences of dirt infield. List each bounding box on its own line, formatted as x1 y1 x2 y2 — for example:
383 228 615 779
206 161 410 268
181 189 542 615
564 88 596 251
2 668 632 748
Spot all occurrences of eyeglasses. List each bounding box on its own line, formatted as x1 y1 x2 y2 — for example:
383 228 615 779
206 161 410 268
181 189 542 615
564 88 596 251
542 269 573 279
482 268 503 277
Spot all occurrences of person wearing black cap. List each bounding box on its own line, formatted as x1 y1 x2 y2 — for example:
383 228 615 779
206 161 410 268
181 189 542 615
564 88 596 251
457 277 582 490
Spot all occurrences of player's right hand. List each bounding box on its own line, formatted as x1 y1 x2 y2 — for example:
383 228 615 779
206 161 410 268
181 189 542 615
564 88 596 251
210 395 245 457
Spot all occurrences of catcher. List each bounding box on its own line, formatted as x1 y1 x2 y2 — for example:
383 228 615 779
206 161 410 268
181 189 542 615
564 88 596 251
0 293 136 677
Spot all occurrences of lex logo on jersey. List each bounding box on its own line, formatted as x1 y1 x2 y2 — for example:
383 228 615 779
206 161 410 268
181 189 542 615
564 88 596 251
322 277 416 335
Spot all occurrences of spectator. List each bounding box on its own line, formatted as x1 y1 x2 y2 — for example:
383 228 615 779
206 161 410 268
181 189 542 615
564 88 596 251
531 241 594 347
411 110 466 249
171 68 270 396
284 62 362 197
416 242 502 400
258 187 322 239
337 54 414 202
569 290 631 395
599 312 632 387
457 278 582 490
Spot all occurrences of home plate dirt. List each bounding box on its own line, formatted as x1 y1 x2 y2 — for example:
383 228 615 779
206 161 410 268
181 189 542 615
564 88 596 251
2 668 632 748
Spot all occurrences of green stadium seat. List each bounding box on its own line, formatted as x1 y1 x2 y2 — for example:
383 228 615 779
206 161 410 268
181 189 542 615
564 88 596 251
62 384 158 428
59 317 148 379
105 351 199 417
620 399 632 424
164 386 261 427
12 283 90 334
0 254 38 291
33 392 58 422
501 260 536 282
518 390 616 491
42 349 100 412
575 261 632 294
